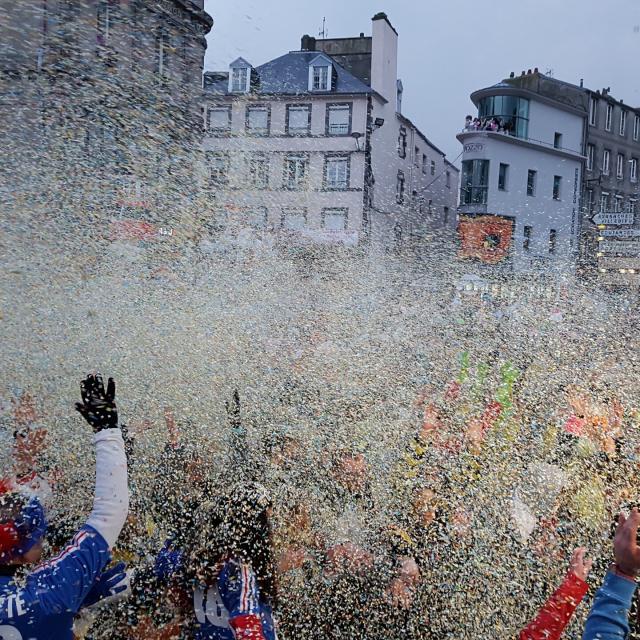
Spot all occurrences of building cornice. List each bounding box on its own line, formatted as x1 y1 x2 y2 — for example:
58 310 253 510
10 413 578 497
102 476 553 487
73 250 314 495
456 130 586 161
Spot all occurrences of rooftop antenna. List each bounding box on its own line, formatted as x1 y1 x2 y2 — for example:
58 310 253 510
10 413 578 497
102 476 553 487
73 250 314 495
319 17 328 38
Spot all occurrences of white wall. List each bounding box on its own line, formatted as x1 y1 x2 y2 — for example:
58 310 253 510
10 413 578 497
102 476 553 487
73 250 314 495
528 100 584 153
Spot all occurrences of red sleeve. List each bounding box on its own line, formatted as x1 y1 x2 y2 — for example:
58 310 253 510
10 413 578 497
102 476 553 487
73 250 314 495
519 572 589 640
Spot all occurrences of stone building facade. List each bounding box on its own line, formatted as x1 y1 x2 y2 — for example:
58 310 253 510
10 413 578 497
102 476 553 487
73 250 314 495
0 0 213 239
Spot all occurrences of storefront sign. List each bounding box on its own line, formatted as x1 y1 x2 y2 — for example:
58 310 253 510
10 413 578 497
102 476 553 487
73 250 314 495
463 143 484 153
600 229 640 238
599 240 640 255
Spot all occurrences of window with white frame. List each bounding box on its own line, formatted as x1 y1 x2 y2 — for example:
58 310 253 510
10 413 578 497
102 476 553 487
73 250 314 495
246 105 270 135
208 106 231 132
231 67 249 93
635 115 640 141
326 104 351 135
311 65 330 91
324 155 350 190
605 103 613 131
603 149 610 175
281 207 307 230
586 144 595 171
585 189 594 214
600 192 609 212
322 208 348 231
615 195 624 213
248 153 269 189
631 158 638 182
286 104 311 136
629 199 637 215
207 152 229 186
589 96 597 126
396 170 405 204
617 153 625 179
620 110 627 136
283 154 307 190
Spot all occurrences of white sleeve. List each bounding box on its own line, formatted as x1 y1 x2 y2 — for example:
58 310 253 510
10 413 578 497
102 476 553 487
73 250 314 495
85 429 129 548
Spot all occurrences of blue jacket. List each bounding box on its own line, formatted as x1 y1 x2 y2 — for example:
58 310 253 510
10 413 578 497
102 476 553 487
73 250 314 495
0 525 110 640
583 571 637 640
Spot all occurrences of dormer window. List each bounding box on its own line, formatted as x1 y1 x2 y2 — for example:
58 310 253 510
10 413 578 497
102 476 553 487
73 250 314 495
228 57 252 93
308 55 333 92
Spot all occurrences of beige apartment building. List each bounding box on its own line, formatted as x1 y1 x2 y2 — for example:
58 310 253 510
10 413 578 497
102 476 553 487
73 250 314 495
201 13 459 249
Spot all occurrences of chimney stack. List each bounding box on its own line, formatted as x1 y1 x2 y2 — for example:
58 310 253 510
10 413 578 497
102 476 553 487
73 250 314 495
301 34 316 51
580 78 584 88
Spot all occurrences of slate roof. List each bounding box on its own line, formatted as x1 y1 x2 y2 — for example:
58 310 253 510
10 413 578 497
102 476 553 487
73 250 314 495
204 50 373 96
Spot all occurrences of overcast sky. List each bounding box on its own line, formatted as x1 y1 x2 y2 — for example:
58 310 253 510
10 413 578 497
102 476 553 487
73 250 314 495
203 0 640 163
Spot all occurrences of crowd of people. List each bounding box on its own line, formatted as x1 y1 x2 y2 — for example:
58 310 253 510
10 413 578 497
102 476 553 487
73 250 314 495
463 114 516 134
1 369 640 640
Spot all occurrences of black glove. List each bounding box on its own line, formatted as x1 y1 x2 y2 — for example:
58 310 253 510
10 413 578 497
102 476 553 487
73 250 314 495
75 374 118 432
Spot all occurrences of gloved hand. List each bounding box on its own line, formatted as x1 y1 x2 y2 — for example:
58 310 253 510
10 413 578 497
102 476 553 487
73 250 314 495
75 374 118 432
83 561 129 608
154 540 183 581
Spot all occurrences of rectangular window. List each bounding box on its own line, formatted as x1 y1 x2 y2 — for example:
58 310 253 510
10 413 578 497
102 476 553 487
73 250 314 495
460 160 490 204
446 170 451 188
246 105 270 136
554 132 563 149
631 158 638 182
322 208 348 231
414 147 420 167
283 154 307 190
587 144 595 171
431 160 436 176
313 66 329 91
549 229 557 254
617 154 624 179
157 31 168 78
589 97 597 126
600 192 609 213
630 199 637 215
286 104 311 136
527 169 537 196
498 163 509 191
396 170 405 204
248 153 269 189
422 154 427 174
443 206 450 224
620 110 627 136
635 115 640 141
207 152 229 186
326 103 351 135
615 195 624 213
398 127 407 158
231 67 248 92
603 149 610 175
97 0 113 45
605 104 613 131
246 206 268 230
281 207 307 230
208 106 232 133
585 189 594 215
553 175 561 200
523 225 532 251
324 155 350 190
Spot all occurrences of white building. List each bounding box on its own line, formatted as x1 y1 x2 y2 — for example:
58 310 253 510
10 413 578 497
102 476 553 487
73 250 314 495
457 77 586 272
201 13 458 249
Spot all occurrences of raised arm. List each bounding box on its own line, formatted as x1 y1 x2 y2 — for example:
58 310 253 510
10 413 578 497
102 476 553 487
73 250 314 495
519 547 590 640
33 375 129 615
582 509 640 640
